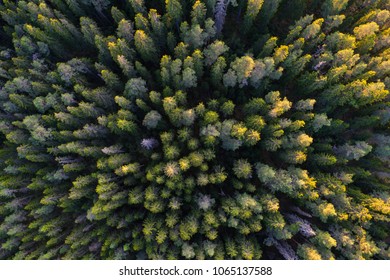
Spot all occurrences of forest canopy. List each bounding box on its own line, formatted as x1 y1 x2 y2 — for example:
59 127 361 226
0 0 389 260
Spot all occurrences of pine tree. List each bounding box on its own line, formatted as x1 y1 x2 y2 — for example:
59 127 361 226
243 0 264 33
134 30 158 62
321 0 349 17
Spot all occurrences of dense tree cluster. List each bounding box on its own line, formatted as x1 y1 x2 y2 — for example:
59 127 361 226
0 0 389 260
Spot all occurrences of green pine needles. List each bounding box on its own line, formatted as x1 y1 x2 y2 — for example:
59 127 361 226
0 0 389 260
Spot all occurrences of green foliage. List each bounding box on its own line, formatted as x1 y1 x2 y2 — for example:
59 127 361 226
321 0 349 17
233 159 252 179
243 0 264 33
0 0 388 261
